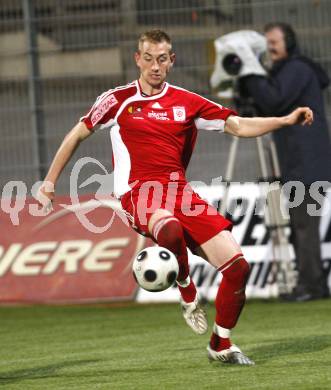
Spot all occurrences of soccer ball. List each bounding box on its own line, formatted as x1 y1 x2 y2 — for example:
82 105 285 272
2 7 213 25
132 246 179 292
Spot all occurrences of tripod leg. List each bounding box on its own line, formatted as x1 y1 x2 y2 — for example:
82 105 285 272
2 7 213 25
261 137 296 294
268 139 296 293
256 136 269 180
218 136 239 214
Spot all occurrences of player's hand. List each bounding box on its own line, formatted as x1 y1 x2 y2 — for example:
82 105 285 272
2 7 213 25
285 107 314 126
36 182 55 214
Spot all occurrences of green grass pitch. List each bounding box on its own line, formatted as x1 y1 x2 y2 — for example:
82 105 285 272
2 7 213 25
0 299 331 389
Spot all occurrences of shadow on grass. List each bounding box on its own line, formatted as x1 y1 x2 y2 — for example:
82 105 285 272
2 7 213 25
0 359 100 384
250 334 331 364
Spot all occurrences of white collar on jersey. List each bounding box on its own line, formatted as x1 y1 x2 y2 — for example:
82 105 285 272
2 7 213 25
136 80 169 98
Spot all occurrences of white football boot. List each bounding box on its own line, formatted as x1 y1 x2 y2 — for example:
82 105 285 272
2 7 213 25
207 344 255 365
180 294 208 335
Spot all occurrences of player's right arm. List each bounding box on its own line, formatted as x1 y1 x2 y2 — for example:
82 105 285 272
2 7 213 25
37 121 92 211
43 121 92 185
37 87 124 211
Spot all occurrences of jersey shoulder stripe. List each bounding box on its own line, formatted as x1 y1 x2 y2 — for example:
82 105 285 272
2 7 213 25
81 82 137 128
96 82 137 104
168 84 224 109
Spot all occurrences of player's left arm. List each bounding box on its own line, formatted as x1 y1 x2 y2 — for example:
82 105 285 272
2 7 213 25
224 107 314 138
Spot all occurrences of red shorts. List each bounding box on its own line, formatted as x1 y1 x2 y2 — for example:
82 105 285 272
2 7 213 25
120 181 232 251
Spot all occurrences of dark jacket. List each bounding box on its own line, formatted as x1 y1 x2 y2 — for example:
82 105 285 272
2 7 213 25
241 55 331 185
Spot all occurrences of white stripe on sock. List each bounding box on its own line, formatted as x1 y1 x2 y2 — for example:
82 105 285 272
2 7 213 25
213 323 231 338
152 216 178 241
176 275 191 288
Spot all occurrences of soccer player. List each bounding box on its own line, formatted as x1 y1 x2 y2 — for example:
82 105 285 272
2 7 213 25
38 29 313 365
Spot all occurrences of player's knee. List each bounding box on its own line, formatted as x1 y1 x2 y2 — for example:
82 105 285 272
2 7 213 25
220 255 250 284
238 258 250 282
148 208 173 233
149 211 183 248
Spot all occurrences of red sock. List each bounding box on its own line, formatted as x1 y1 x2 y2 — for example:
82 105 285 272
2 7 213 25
177 278 197 303
210 332 232 351
211 254 250 351
152 216 189 280
152 216 196 302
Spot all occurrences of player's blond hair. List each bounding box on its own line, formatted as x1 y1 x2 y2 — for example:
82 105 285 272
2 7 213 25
138 29 172 52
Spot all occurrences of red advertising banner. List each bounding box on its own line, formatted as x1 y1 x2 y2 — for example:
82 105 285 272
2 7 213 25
0 194 148 303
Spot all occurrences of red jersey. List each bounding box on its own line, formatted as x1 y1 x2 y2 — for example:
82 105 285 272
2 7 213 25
81 80 236 198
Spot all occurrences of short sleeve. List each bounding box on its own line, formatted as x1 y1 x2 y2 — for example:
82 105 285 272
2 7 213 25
193 94 238 132
80 90 119 131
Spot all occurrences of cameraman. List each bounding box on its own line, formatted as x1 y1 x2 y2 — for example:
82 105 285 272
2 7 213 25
241 22 331 301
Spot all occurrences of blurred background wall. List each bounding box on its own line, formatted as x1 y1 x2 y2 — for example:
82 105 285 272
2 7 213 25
1 0 330 194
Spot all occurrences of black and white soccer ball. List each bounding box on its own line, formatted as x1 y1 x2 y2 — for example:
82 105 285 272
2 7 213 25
132 246 179 292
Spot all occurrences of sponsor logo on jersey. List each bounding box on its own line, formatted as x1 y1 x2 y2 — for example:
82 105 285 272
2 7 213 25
91 94 118 126
173 106 186 121
147 111 170 121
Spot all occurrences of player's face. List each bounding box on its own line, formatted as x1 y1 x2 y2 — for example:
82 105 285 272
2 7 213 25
135 40 175 88
265 28 288 62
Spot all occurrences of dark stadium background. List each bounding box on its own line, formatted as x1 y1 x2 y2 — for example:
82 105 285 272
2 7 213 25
1 0 330 192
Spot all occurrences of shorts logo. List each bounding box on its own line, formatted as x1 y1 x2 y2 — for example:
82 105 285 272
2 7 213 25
91 94 118 126
173 106 186 121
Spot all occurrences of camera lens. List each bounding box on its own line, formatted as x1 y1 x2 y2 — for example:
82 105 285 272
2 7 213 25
222 54 242 76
